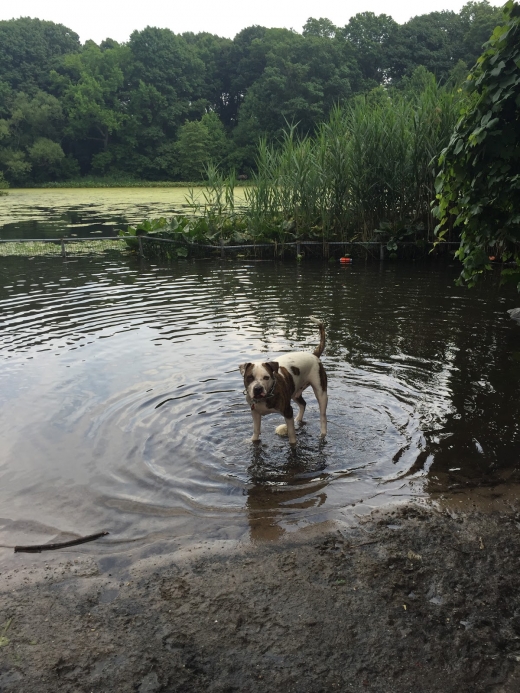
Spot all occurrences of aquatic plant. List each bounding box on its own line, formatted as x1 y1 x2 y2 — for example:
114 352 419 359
244 78 463 246
123 76 464 256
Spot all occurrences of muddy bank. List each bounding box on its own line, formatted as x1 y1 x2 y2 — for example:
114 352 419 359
2 503 520 692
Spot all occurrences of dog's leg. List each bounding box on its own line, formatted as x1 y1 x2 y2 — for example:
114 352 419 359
276 405 297 444
283 404 297 444
294 395 306 423
313 361 328 437
285 415 297 445
317 391 328 437
251 409 262 442
311 386 328 437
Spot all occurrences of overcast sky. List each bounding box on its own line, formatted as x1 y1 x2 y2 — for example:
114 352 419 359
0 0 506 44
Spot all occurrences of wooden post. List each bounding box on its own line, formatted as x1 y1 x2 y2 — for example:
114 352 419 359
138 235 143 257
61 238 66 257
220 237 225 259
380 243 384 261
274 240 278 259
296 241 301 257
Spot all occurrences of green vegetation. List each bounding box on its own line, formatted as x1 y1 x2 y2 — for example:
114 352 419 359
120 75 462 253
0 2 502 186
0 239 124 256
246 74 462 246
0 171 8 195
435 1 520 288
36 177 221 188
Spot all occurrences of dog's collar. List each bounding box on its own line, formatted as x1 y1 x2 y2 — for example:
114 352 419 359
246 375 277 406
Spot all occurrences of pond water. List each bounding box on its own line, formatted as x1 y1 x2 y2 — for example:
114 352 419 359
1 256 520 562
0 187 247 240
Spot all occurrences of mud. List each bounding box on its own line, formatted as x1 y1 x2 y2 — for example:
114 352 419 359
2 503 520 692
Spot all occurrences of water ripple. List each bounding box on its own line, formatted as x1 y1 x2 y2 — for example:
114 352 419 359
1 257 520 551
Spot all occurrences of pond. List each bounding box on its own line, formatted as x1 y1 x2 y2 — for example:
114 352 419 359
1 256 520 563
0 187 247 240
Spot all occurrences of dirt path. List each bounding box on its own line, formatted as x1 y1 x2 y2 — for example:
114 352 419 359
2 503 520 692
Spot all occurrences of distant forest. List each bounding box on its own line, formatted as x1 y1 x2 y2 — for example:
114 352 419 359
0 1 502 185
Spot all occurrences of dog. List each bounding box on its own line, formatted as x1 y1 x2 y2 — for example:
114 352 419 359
239 317 328 445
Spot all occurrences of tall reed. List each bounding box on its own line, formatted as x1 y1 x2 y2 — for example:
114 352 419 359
243 76 463 245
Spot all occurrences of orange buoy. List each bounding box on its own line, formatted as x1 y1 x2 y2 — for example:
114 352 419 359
340 257 352 264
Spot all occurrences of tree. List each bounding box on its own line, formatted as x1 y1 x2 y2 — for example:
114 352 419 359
201 112 228 162
128 27 206 122
460 1 503 65
181 32 234 123
0 171 8 193
388 11 466 82
0 90 73 184
226 25 269 124
0 148 32 184
27 138 65 180
8 90 65 142
303 18 338 39
0 4 507 184
173 113 228 180
52 41 129 172
434 1 520 289
173 120 212 180
0 18 80 94
234 30 356 142
341 12 398 87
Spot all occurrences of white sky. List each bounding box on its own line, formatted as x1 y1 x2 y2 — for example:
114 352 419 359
0 0 506 44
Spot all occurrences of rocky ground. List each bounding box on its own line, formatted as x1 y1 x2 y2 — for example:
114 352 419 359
2 503 520 692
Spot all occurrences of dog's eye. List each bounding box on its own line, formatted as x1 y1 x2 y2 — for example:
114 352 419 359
263 376 270 381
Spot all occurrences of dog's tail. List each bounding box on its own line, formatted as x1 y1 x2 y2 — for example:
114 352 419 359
310 317 326 358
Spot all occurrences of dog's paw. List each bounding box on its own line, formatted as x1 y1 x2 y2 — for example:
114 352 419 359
275 424 288 437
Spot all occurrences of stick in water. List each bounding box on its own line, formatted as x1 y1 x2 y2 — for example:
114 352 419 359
14 531 109 553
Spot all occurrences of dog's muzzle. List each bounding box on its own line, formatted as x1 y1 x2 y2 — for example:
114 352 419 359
245 376 277 404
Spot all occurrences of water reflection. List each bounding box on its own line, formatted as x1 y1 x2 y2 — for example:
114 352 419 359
246 437 329 541
0 256 520 554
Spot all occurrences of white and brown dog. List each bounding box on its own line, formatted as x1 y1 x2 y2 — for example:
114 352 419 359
239 318 328 445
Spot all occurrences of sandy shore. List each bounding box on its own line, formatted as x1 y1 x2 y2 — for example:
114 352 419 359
1 502 520 692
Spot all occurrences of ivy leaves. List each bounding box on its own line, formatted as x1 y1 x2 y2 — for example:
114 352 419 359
434 1 520 289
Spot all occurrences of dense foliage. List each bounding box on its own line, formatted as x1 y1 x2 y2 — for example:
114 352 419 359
435 1 520 288
244 75 462 245
0 2 502 185
120 76 462 254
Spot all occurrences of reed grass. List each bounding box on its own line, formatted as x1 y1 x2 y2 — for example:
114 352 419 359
242 77 464 246
116 77 465 254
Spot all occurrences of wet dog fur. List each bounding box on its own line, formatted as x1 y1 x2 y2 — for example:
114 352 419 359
239 318 328 445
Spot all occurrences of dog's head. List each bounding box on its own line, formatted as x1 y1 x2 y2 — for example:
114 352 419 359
239 361 279 400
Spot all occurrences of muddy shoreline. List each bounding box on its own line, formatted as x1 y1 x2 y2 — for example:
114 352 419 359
2 503 520 692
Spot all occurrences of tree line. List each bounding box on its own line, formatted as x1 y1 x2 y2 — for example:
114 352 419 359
0 1 502 186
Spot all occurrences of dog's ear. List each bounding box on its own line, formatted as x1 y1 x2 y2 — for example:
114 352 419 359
265 361 279 373
239 362 251 376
